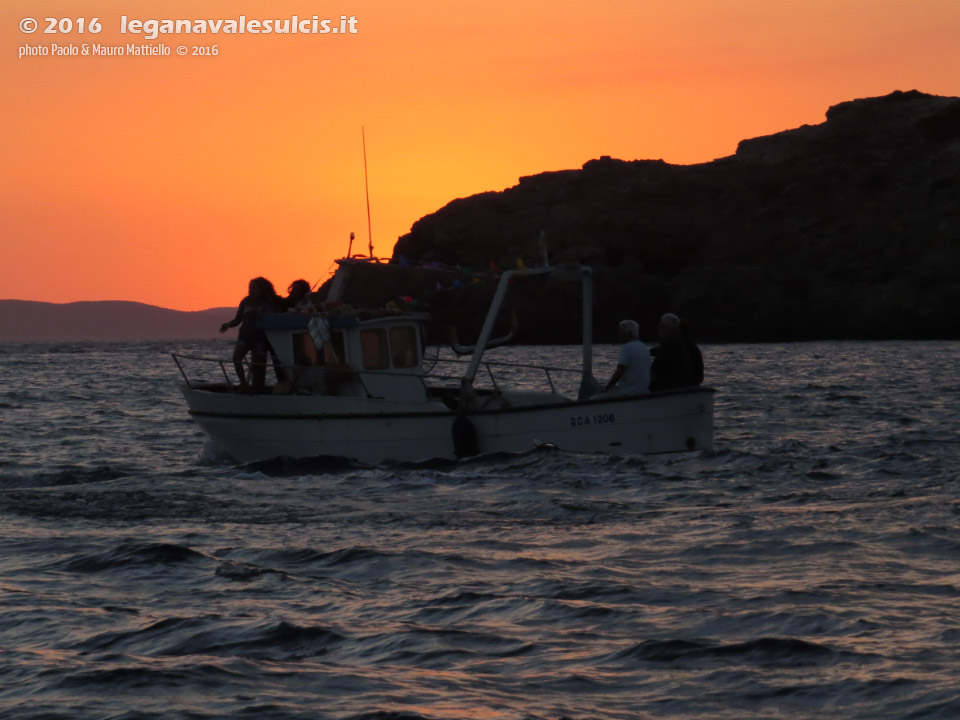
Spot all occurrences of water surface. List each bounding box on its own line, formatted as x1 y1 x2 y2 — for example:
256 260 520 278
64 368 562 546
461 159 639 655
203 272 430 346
1 340 958 719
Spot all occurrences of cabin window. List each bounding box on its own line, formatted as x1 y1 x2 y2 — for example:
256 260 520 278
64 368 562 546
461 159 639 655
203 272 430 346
389 326 419 368
293 330 346 367
361 329 389 370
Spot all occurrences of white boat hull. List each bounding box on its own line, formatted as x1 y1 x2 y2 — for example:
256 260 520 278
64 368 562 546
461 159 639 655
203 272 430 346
181 386 714 463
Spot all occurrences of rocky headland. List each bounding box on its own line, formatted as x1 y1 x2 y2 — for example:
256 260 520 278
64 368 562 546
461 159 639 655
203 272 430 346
380 90 960 343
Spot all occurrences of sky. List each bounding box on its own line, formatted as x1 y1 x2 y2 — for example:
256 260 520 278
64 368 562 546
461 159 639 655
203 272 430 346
2 0 959 311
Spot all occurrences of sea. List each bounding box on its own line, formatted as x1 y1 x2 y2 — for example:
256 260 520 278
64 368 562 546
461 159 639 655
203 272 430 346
1 339 958 720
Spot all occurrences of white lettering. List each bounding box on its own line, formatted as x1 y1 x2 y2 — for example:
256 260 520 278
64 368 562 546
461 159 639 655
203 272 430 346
117 15 360 40
18 44 49 58
93 44 123 56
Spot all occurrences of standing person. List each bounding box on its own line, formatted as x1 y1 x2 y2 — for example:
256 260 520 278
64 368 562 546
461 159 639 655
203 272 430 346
650 313 704 391
220 277 275 391
601 319 651 396
256 278 287 386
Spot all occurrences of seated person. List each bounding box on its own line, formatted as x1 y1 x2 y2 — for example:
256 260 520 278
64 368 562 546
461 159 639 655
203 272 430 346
284 279 314 313
600 319 650 396
650 313 704 391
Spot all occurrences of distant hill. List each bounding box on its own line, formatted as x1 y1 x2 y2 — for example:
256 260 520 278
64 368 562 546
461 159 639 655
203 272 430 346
390 90 960 342
0 300 235 342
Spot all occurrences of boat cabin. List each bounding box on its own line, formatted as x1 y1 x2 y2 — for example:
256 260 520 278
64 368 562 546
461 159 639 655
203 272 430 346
259 311 431 402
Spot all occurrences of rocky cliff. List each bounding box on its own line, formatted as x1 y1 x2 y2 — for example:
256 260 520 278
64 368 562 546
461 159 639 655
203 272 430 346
389 90 960 342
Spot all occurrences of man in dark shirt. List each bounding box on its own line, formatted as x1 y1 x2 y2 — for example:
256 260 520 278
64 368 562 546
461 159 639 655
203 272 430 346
650 313 704 391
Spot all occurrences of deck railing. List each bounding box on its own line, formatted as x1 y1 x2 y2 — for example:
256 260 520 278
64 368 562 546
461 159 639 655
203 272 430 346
172 353 235 389
172 351 584 398
171 352 379 398
423 356 584 396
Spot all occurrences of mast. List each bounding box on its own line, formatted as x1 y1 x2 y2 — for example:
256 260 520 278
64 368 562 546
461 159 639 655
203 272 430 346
362 127 374 257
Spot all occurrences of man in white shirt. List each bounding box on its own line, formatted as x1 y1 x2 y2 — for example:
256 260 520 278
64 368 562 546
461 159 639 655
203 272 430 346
601 319 650 396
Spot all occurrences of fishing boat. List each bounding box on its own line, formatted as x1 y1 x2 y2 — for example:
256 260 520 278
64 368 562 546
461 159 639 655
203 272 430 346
173 258 714 463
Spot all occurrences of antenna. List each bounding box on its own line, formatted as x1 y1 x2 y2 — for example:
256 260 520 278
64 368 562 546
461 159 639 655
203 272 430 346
362 127 373 257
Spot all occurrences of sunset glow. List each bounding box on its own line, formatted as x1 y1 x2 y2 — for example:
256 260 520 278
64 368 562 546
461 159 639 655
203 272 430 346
3 0 959 310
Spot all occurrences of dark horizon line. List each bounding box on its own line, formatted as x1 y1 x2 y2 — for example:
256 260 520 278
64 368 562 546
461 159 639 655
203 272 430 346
0 298 234 314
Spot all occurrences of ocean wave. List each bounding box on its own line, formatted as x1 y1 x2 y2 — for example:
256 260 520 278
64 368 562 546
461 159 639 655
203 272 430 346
254 546 331 566
3 465 129 489
53 657 249 690
534 578 639 602
345 712 433 720
166 618 345 660
56 542 210 573
906 696 960 719
346 626 535 668
77 616 346 661
245 455 370 476
214 560 290 582
318 546 396 567
612 636 849 666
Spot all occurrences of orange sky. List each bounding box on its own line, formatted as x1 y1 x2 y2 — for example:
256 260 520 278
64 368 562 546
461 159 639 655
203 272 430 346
2 0 958 310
